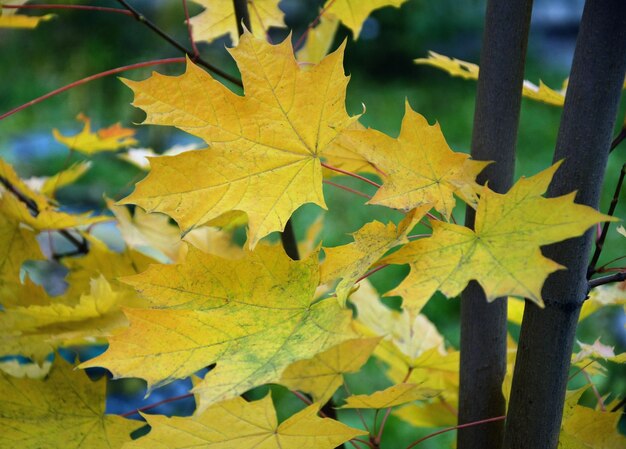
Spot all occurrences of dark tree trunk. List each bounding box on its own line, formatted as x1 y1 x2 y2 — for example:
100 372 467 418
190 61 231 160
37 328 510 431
233 0 252 35
504 1 626 448
458 1 533 448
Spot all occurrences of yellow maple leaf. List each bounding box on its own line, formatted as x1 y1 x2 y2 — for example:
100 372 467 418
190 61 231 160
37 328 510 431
280 337 380 404
125 394 366 449
321 206 428 305
0 276 144 361
52 113 138 155
579 281 626 321
340 383 439 409
1 193 105 230
60 235 157 300
338 103 489 218
1 158 104 230
350 279 457 418
107 198 183 262
0 207 43 285
38 161 91 198
559 388 626 449
0 358 141 449
121 33 357 248
189 0 285 44
324 0 408 38
296 14 340 65
0 9 54 29
81 245 354 412
415 51 566 107
382 163 616 308
0 157 48 209
351 280 446 357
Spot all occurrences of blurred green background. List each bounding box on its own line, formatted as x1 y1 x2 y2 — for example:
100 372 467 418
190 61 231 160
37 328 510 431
1 0 624 446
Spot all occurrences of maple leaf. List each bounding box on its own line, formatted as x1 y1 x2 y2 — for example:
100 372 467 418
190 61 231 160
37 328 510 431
321 206 428 305
280 337 380 404
0 204 43 286
340 383 439 409
107 199 243 263
1 193 105 230
0 358 141 449
0 158 104 230
415 51 566 107
350 280 457 415
339 103 489 218
382 163 616 308
124 394 366 449
0 0 54 29
121 33 357 248
324 0 408 38
27 161 91 198
579 281 626 321
52 113 138 155
559 388 626 449
81 245 354 412
0 276 144 361
296 14 340 65
60 235 157 300
189 0 285 44
351 280 446 360
571 338 626 364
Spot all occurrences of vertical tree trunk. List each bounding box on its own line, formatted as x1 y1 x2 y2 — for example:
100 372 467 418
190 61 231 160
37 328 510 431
233 0 252 35
458 1 533 448
504 1 626 448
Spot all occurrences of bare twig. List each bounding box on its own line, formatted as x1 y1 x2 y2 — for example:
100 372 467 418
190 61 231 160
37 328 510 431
119 392 194 417
1 4 132 15
181 0 200 58
588 163 625 276
0 175 88 255
115 0 242 87
588 271 626 289
610 127 626 153
0 58 185 121
405 416 507 449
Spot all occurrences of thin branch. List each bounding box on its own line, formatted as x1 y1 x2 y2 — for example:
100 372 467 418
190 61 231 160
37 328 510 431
248 0 272 43
181 0 199 58
119 392 194 417
321 162 382 188
323 179 372 199
355 264 388 284
294 0 336 50
588 163 625 276
568 360 595 382
1 4 132 15
405 416 507 449
0 58 185 121
0 175 88 255
596 255 626 272
610 127 626 153
374 368 414 445
581 369 606 411
407 233 430 240
610 396 626 412
115 0 242 87
588 271 626 289
342 382 372 433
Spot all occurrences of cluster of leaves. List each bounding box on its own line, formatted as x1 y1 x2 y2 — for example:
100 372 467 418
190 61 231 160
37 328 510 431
1 1 625 448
